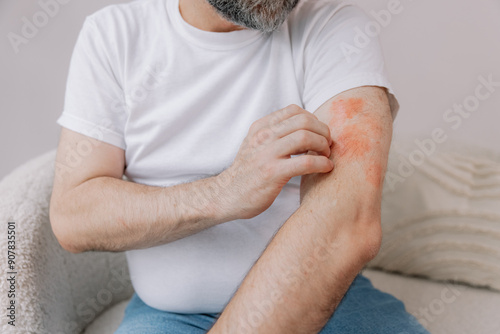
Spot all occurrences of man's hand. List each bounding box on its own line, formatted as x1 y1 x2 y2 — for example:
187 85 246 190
208 86 393 334
219 104 334 220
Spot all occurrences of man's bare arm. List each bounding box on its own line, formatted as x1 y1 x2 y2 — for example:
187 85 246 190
50 128 232 253
208 86 393 333
50 105 333 253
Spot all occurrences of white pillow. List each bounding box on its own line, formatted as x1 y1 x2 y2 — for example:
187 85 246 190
368 137 500 291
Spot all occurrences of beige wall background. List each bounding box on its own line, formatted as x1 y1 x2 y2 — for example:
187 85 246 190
1 0 499 180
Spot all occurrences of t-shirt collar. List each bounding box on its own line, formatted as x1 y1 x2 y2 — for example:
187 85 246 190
166 0 266 50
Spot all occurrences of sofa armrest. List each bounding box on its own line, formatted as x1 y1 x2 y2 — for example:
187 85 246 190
0 150 134 334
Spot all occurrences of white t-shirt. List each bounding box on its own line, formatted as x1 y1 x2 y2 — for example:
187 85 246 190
57 0 399 313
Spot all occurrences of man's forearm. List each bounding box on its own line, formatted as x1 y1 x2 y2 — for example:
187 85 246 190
208 86 393 334
50 173 234 253
208 203 377 333
207 162 384 334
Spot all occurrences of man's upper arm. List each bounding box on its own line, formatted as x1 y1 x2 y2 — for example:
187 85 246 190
50 128 125 216
299 86 393 229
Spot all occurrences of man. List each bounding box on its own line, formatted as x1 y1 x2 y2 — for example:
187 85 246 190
49 0 429 333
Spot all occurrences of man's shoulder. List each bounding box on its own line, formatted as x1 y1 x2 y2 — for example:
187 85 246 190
84 0 163 31
286 0 367 34
288 0 348 21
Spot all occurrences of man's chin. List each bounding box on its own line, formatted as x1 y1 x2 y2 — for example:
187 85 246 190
223 12 291 33
207 0 300 33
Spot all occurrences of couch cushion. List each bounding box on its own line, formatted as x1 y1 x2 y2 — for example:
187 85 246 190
83 299 129 334
364 269 500 334
371 140 500 292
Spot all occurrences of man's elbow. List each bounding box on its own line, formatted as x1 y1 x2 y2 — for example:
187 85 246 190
348 217 382 264
49 198 84 254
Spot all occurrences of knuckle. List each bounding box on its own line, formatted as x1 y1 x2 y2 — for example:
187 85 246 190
297 114 313 128
250 136 261 147
249 120 261 132
279 106 292 119
301 156 314 170
284 104 300 114
255 128 273 145
297 130 310 144
269 113 281 126
271 118 286 132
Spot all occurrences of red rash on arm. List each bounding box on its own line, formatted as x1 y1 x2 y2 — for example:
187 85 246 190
328 98 385 188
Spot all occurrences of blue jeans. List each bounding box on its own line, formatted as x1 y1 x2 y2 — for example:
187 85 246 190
115 274 429 334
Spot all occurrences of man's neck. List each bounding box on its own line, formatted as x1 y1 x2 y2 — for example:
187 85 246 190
179 0 246 32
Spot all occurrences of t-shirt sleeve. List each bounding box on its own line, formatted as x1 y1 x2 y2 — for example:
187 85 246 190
299 3 400 118
56 17 127 150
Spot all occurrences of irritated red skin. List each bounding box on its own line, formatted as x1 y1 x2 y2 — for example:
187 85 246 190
328 98 384 187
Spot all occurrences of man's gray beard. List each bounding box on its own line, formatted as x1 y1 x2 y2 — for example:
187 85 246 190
206 0 300 33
